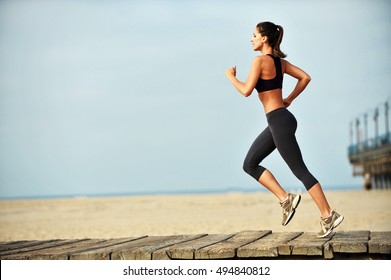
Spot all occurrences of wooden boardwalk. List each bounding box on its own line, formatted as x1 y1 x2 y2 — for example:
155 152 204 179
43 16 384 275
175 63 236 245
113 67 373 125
1 230 390 260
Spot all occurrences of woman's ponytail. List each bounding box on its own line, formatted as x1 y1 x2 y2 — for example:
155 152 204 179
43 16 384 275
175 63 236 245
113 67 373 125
273 25 286 58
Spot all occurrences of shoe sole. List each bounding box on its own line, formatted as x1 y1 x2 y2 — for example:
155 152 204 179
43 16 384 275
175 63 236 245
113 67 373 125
282 195 301 226
317 215 344 238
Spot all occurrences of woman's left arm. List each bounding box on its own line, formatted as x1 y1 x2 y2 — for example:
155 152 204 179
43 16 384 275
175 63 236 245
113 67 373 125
282 60 311 107
225 57 262 97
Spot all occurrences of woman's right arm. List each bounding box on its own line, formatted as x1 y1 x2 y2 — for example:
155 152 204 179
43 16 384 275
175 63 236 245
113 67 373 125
282 60 311 107
225 56 262 97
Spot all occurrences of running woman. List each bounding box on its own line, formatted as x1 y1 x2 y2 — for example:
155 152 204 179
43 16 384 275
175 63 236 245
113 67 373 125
225 21 343 237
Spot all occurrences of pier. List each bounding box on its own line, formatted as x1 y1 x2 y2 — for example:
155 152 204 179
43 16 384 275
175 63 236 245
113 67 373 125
348 98 391 189
1 230 390 260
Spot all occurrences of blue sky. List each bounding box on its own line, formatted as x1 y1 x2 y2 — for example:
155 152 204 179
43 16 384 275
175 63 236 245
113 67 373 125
0 0 390 198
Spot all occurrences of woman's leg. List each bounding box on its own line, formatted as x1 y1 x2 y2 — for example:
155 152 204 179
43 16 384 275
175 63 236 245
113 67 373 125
243 127 288 202
307 183 332 218
259 169 287 202
276 140 333 218
268 109 332 217
243 123 302 226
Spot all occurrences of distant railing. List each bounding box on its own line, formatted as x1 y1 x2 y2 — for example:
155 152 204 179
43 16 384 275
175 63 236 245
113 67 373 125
348 133 391 156
348 97 390 156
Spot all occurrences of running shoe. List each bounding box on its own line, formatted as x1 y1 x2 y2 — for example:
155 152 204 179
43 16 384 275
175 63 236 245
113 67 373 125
280 193 301 226
317 210 344 238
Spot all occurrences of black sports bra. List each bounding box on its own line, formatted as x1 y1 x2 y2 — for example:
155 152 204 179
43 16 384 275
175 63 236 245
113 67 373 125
255 54 283 93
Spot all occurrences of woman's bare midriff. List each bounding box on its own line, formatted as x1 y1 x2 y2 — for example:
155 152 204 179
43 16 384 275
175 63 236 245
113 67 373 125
258 89 285 114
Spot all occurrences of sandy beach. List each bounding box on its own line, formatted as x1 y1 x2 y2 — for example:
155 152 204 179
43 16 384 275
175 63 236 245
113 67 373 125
0 190 390 242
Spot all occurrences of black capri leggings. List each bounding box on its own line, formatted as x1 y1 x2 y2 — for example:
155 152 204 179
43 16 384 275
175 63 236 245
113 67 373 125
243 107 318 191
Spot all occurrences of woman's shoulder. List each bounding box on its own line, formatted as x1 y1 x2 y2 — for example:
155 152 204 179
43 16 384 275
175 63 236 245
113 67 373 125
252 55 270 64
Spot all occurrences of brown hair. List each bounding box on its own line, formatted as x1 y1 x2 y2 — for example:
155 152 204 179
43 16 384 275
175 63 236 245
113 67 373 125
256 21 286 58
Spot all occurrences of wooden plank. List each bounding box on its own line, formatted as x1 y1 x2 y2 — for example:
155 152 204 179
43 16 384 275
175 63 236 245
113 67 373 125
195 230 271 259
151 234 207 260
0 240 61 254
21 239 108 260
323 242 334 259
285 232 332 256
329 231 369 253
275 233 304 256
2 239 115 260
0 239 89 259
70 237 148 260
368 231 391 254
237 232 301 258
152 234 207 260
110 235 205 260
166 234 235 260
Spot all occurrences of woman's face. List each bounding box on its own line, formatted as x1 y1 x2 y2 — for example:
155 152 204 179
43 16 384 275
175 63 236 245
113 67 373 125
251 28 265 51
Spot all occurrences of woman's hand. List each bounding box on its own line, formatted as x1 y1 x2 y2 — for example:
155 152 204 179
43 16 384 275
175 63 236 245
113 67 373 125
225 66 236 78
226 58 260 97
283 98 292 108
